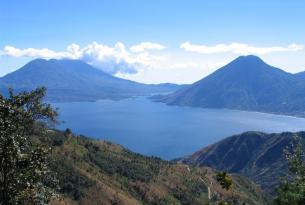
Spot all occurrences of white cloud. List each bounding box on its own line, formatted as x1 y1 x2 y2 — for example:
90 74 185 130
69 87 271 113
76 42 140 74
1 42 166 74
181 42 304 55
2 41 305 84
130 42 165 53
3 46 71 58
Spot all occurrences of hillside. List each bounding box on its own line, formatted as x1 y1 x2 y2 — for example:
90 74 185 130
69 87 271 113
155 55 305 116
0 59 182 102
180 131 305 193
36 129 270 205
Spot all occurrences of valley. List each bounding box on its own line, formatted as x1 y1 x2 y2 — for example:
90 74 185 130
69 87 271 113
2 2 305 204
2 56 305 204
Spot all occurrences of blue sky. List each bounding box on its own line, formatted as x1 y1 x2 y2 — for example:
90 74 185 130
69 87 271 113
1 0 305 83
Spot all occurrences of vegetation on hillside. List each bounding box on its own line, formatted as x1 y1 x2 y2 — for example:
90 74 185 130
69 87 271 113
274 136 305 205
181 131 305 194
39 129 269 205
0 88 272 205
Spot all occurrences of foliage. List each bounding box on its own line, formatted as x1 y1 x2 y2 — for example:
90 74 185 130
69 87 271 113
85 142 162 182
274 136 305 205
216 172 233 191
0 87 270 205
50 158 94 200
182 131 305 194
34 128 270 205
0 87 57 205
209 172 234 205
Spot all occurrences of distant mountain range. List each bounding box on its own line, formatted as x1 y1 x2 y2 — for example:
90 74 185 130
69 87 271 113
180 131 305 193
155 55 305 116
3 56 305 115
0 59 183 102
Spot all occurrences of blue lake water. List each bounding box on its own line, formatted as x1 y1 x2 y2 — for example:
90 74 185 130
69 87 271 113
54 97 305 159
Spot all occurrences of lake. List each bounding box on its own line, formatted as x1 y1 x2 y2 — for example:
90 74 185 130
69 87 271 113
54 97 305 159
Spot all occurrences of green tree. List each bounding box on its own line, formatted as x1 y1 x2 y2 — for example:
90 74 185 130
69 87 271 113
274 136 305 205
216 172 233 191
214 172 233 205
0 87 57 205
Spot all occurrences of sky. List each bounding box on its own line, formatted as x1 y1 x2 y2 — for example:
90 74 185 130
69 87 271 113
1 0 305 84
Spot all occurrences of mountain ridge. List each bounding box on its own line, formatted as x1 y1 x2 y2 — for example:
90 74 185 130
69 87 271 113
155 55 305 116
180 130 305 193
35 128 270 205
0 58 184 102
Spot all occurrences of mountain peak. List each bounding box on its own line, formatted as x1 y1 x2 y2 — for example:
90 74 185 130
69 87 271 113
237 55 262 60
158 54 299 114
26 58 48 65
28 58 87 66
230 55 266 66
219 55 281 75
0 59 182 102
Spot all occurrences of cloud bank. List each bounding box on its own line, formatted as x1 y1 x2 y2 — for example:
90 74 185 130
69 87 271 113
181 42 304 55
2 42 166 74
3 46 69 59
2 41 304 79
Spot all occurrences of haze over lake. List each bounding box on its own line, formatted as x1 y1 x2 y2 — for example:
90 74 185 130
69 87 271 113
54 97 305 159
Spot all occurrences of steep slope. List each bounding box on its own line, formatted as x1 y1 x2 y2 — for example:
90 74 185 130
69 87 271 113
180 131 305 193
294 70 305 80
36 129 269 205
0 59 181 102
157 55 305 115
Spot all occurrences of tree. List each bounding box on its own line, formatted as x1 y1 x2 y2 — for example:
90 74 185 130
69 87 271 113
274 136 305 205
216 172 233 191
0 87 57 205
213 172 233 205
